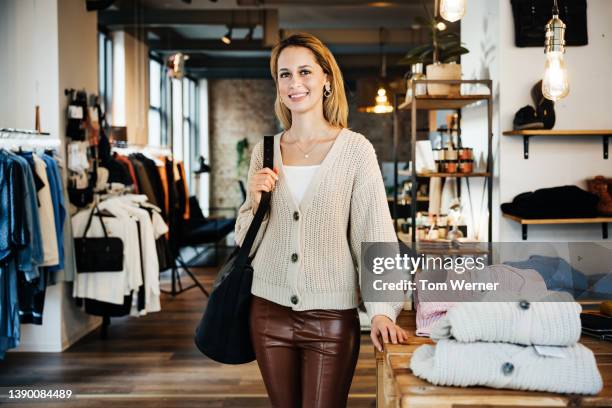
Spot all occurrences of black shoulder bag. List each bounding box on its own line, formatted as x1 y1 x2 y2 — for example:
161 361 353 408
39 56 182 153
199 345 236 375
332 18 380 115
194 135 274 364
74 206 124 273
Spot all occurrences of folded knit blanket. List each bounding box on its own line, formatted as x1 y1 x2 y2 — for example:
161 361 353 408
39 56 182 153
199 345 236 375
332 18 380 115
411 340 603 395
430 291 581 346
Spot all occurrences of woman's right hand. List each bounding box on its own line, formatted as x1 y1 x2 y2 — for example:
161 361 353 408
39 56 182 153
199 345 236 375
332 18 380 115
249 167 279 214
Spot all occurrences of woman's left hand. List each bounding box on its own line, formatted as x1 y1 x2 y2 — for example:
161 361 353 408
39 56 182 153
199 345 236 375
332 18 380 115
370 315 409 352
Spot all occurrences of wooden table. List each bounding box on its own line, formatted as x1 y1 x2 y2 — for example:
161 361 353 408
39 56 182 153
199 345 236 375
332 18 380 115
376 311 612 407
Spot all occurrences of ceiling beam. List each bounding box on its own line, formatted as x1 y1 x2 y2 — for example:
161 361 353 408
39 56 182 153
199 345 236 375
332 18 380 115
149 39 270 52
147 28 426 52
99 9 272 27
182 53 407 69
280 28 427 45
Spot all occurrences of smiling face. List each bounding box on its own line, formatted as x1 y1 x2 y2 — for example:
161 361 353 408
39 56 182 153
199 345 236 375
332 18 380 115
276 46 328 116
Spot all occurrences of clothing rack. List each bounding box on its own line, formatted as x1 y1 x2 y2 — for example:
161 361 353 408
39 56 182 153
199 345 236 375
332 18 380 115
110 143 210 298
0 128 60 149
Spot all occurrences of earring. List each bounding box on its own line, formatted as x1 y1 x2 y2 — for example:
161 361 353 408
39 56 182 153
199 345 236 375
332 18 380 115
323 82 332 98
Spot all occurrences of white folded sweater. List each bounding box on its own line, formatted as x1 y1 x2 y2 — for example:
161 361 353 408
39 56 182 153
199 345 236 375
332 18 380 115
410 340 603 395
430 291 582 346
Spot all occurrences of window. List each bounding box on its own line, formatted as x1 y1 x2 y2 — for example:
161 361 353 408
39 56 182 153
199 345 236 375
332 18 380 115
98 31 113 124
182 77 199 190
148 58 162 147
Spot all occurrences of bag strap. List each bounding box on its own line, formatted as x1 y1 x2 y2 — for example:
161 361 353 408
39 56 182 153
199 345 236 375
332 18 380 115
235 135 274 267
82 205 110 239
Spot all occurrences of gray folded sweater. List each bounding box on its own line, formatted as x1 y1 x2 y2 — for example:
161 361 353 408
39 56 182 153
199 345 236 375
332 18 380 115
410 340 603 395
430 291 581 346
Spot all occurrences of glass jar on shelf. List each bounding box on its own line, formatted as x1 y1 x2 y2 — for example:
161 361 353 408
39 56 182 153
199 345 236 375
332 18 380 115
406 63 427 101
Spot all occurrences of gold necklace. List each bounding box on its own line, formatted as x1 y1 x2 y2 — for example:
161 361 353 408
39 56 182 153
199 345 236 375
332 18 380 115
284 131 338 159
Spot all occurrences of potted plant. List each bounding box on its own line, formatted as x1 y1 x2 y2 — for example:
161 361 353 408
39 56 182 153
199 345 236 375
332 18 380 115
398 3 469 96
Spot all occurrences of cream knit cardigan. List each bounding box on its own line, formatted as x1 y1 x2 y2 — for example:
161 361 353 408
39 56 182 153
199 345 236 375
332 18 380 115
234 128 404 323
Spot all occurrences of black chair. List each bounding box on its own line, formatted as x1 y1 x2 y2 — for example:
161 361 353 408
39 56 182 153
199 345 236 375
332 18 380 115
179 196 237 266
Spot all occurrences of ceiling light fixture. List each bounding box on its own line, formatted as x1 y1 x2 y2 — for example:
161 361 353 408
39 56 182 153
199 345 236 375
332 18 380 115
167 53 190 79
439 0 466 23
542 0 569 101
221 27 233 45
360 28 393 114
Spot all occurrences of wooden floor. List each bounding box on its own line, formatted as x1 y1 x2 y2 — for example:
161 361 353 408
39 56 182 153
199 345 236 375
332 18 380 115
0 261 377 408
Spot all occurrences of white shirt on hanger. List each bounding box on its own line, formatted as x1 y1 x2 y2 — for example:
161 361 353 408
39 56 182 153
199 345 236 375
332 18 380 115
32 155 59 267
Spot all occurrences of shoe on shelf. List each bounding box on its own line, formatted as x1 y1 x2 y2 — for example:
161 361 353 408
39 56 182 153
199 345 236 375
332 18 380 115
513 105 544 130
531 80 556 129
587 176 612 215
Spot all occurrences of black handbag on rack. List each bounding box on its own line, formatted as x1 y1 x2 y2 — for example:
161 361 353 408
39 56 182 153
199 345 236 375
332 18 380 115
74 206 124 273
194 135 274 364
511 0 588 47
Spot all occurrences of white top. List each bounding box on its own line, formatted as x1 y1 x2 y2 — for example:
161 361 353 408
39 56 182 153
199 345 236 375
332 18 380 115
283 165 320 205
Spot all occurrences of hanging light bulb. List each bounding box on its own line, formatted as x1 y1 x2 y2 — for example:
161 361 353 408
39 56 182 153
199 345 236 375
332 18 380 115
167 53 189 79
221 26 233 45
372 87 394 113
542 0 569 101
440 0 466 23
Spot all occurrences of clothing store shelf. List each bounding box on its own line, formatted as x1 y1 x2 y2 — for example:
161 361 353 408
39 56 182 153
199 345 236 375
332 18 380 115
502 129 612 159
416 172 491 178
502 212 612 240
398 94 490 111
392 80 494 244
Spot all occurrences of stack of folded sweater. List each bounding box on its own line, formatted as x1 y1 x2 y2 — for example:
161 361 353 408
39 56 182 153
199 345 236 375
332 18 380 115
411 291 603 395
415 265 548 337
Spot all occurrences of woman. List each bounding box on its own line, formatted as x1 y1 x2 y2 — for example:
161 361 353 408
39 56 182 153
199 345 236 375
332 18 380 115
234 33 408 408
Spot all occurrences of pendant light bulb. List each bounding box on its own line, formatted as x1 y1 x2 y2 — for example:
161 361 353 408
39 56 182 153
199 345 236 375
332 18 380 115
542 51 569 101
221 27 232 45
542 4 569 101
440 0 466 23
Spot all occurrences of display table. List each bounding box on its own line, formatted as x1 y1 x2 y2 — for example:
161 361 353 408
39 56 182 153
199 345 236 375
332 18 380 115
375 310 612 408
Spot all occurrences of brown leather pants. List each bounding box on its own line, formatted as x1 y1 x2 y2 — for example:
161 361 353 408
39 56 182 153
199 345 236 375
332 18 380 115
249 295 361 408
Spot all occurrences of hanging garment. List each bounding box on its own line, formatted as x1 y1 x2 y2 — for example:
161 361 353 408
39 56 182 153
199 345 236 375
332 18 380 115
0 150 29 359
10 153 43 280
41 154 66 274
114 154 139 192
177 161 190 220
100 196 167 314
72 208 142 305
31 155 59 267
130 158 158 208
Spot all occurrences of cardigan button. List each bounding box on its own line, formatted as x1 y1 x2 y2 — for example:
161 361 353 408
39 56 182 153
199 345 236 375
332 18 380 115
293 211 299 221
501 362 514 376
290 295 298 305
291 253 299 263
519 300 530 310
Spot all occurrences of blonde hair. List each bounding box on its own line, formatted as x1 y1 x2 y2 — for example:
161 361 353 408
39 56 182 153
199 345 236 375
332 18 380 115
270 33 348 129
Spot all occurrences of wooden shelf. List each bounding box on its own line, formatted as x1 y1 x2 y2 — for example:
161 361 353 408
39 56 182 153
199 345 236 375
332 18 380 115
398 94 490 111
503 129 612 136
417 172 491 178
503 129 611 159
502 212 612 240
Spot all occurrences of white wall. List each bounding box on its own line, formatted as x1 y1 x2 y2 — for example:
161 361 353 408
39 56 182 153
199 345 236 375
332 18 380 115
462 0 612 242
458 0 500 241
1 0 101 353
0 0 60 134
